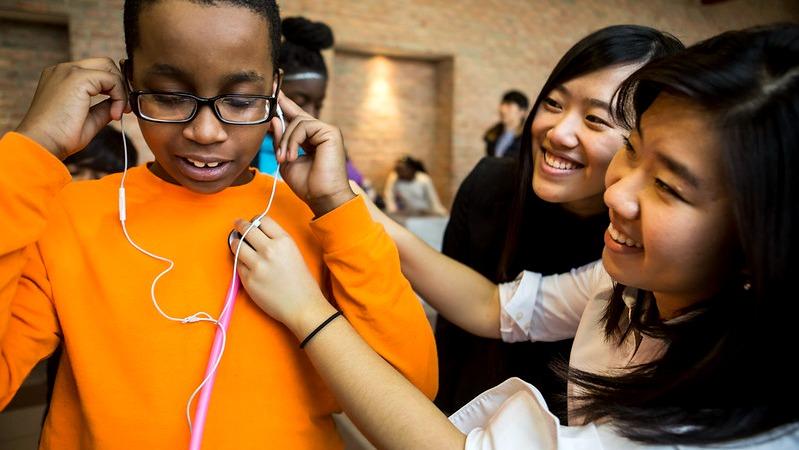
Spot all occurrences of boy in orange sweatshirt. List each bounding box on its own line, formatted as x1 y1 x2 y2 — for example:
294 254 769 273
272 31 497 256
0 1 437 448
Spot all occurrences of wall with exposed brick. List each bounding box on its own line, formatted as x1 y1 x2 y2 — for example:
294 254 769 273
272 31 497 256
0 19 69 135
0 0 140 153
1 0 797 204
330 51 454 201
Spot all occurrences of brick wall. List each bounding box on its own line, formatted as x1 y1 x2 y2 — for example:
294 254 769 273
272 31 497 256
1 1 65 135
0 0 143 155
1 0 797 203
331 51 453 200
0 19 69 135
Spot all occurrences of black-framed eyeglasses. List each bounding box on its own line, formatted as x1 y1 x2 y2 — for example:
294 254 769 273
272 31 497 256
122 60 282 125
129 91 278 125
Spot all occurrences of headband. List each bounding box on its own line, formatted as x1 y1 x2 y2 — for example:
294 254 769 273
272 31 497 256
283 72 326 81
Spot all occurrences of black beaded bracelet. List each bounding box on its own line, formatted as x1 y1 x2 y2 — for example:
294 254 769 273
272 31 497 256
299 311 343 349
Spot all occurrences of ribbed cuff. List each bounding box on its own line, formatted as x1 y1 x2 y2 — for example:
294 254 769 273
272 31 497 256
309 196 379 253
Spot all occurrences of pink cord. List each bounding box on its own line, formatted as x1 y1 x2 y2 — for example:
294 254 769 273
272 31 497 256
188 274 239 450
184 105 284 449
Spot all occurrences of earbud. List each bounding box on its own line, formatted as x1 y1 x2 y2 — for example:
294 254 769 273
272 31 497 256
276 104 285 133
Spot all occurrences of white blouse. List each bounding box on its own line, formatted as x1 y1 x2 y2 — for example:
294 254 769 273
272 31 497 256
448 260 799 449
449 377 799 449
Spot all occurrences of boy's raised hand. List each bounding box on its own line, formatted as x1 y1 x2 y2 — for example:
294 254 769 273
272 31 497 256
273 94 356 217
15 58 130 160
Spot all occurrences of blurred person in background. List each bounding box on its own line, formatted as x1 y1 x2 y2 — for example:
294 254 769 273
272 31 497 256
384 155 447 217
484 90 528 159
64 125 137 180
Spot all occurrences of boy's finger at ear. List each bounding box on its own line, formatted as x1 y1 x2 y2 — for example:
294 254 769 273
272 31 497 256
86 99 115 138
270 116 283 148
280 123 309 162
81 68 128 105
277 115 301 158
111 98 128 120
78 57 122 74
287 119 315 160
277 92 307 121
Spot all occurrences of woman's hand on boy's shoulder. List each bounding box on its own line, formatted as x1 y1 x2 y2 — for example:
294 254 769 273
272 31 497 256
274 94 356 217
15 58 130 160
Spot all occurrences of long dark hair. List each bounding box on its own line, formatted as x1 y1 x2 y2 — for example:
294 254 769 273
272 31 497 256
569 23 799 445
498 25 684 280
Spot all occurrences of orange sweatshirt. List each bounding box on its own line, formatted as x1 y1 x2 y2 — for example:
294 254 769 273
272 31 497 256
0 132 438 450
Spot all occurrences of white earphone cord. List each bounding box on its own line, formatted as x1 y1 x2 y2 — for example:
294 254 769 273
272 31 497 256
118 109 283 432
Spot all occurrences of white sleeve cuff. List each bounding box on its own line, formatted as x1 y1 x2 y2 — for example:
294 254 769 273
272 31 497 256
498 271 542 343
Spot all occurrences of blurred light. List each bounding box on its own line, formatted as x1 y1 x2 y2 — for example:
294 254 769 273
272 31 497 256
358 56 401 137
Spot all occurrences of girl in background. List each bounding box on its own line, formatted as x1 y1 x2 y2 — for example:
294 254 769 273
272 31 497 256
257 16 334 175
384 155 448 216
257 16 371 193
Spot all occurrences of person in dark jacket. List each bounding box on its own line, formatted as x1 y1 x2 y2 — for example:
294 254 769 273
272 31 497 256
483 90 528 158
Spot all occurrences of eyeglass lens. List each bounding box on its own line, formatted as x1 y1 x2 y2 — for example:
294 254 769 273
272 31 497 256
137 94 271 123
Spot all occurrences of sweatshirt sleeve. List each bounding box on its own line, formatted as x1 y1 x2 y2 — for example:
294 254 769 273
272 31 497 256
0 132 69 409
310 195 438 399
